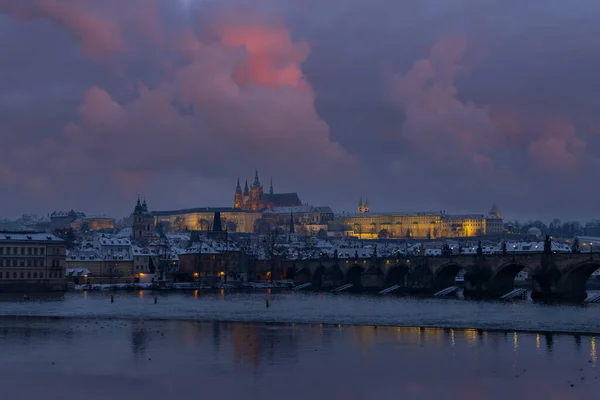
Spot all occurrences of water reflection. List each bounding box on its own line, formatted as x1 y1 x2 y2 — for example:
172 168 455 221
0 319 599 398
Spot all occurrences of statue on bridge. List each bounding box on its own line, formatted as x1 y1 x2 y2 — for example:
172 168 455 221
477 241 483 256
501 240 507 255
572 238 580 253
544 234 552 254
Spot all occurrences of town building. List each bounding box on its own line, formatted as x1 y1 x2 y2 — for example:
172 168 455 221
49 210 85 231
441 214 487 237
336 212 443 239
153 207 261 233
177 240 246 282
69 215 116 231
234 170 301 211
262 205 334 235
485 205 504 235
0 232 67 291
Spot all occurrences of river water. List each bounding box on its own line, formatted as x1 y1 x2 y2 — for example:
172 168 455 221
1 291 600 399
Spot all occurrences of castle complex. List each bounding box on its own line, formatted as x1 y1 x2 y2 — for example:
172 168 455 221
234 170 301 211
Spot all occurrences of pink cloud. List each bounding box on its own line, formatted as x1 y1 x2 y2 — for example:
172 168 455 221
0 0 125 56
12 4 356 206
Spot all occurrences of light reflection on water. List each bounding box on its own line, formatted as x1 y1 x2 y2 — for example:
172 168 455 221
0 319 598 399
1 291 600 334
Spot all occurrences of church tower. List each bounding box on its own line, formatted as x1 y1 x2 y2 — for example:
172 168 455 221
131 196 154 243
364 198 370 213
234 178 243 209
358 197 364 214
249 169 264 211
243 179 250 208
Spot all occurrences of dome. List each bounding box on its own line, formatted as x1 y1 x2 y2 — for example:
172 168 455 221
527 227 542 238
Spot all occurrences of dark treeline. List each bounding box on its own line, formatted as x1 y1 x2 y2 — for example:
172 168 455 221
505 219 600 237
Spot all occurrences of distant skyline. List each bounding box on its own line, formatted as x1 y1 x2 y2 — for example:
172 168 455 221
1 1 600 220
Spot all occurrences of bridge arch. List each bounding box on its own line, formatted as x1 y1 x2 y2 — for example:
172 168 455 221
345 265 365 287
294 267 311 284
322 264 344 288
488 262 530 297
285 264 297 280
312 264 326 287
385 264 410 285
560 261 600 301
432 262 465 290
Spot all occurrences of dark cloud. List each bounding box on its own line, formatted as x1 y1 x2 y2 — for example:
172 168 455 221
0 0 599 220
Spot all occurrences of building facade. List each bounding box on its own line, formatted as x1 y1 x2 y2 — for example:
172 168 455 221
485 205 504 235
50 210 85 231
70 216 116 232
234 170 301 211
154 208 261 233
336 212 499 239
0 232 67 291
131 198 155 242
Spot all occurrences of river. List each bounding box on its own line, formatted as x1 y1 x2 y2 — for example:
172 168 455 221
1 291 599 399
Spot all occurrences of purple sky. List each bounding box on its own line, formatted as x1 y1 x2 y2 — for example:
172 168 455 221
1 0 600 220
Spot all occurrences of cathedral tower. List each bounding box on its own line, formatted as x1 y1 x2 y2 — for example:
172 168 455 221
358 197 364 214
234 178 243 209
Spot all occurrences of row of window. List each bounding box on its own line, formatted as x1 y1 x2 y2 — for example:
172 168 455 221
0 247 46 256
0 271 63 279
1 259 46 267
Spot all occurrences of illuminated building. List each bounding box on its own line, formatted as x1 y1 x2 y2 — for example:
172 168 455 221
153 208 261 233
233 170 301 211
69 215 116 231
336 212 442 239
336 208 501 239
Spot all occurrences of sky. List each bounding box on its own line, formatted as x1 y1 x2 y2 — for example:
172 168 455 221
1 0 600 221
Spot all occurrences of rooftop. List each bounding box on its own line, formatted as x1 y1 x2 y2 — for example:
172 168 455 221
0 232 64 242
153 207 258 216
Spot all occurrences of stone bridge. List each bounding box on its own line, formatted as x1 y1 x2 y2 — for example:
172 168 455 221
286 252 600 302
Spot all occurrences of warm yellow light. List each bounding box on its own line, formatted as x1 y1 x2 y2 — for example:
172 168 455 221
139 273 145 277
266 271 271 277
193 272 199 277
219 271 225 277
84 274 88 278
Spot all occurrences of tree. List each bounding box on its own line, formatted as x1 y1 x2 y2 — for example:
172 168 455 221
405 228 412 238
174 216 185 231
378 229 389 239
64 228 76 248
253 218 271 235
198 218 210 231
226 220 237 232
317 229 328 240
155 222 165 236
427 230 432 240
80 222 90 232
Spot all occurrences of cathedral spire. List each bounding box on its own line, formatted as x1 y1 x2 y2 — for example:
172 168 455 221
254 169 260 185
244 180 249 196
236 177 241 189
269 178 274 195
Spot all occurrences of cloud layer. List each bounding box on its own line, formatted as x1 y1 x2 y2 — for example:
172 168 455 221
1 0 600 220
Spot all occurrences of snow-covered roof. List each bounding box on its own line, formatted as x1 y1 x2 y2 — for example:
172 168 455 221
116 227 132 238
99 237 131 246
0 232 63 242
